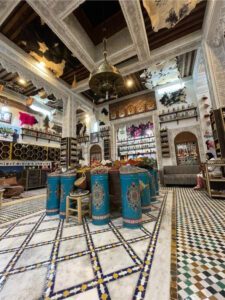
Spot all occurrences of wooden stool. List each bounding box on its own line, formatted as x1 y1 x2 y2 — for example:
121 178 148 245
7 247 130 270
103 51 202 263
66 194 91 224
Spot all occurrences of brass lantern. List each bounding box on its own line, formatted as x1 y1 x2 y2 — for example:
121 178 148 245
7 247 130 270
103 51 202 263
89 38 124 101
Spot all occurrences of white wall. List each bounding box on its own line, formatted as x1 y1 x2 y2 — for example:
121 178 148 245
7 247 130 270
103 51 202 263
0 104 60 148
154 78 205 167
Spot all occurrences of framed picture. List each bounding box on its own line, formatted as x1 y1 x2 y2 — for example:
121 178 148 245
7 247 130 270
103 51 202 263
0 111 12 124
90 132 99 144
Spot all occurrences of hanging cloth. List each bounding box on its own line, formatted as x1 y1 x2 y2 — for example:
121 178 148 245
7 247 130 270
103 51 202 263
19 112 38 126
143 0 202 32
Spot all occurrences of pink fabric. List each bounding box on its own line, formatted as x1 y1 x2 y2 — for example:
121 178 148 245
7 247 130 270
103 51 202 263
19 112 38 126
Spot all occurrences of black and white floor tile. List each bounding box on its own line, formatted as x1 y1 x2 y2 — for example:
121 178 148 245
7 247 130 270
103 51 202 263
171 188 225 300
0 193 167 300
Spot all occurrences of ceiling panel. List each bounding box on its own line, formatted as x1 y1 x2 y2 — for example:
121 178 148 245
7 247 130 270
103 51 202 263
0 1 90 85
142 0 207 50
73 0 127 46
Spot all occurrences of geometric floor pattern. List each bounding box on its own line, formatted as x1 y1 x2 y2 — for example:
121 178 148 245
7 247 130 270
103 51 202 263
0 192 167 300
170 188 225 300
0 198 45 225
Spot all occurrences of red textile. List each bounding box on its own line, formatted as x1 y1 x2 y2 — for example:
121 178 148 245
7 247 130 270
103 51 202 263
19 112 38 126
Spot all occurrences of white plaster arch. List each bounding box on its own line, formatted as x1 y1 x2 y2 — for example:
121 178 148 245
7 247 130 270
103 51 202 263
168 124 205 165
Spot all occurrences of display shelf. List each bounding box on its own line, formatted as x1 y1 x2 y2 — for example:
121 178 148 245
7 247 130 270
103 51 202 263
159 107 198 124
117 135 156 157
103 139 111 160
60 137 77 168
160 129 170 158
210 107 225 158
77 135 89 144
203 160 225 198
0 141 59 161
21 128 61 143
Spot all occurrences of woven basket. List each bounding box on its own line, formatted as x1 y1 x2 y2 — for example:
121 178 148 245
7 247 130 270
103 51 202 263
74 173 87 189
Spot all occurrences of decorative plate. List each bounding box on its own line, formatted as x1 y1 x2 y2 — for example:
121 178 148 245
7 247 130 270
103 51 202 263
127 182 140 211
92 182 104 209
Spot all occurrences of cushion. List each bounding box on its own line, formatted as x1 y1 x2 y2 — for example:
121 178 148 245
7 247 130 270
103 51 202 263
164 165 199 174
4 176 18 186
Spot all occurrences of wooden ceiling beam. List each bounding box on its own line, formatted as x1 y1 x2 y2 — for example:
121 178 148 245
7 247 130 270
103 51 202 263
10 12 37 41
149 19 203 46
1 3 30 35
149 24 202 49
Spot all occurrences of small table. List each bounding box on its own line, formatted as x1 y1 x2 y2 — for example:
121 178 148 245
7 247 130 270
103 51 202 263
0 189 5 208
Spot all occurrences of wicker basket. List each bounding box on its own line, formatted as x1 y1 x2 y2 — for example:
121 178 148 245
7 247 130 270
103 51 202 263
74 173 87 189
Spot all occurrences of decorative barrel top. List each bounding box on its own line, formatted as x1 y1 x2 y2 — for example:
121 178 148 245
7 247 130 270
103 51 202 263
119 165 139 174
91 166 109 175
60 172 77 177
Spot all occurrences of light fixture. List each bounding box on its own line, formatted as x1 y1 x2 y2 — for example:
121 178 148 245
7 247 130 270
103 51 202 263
126 79 134 88
89 38 124 101
38 61 45 69
18 77 26 85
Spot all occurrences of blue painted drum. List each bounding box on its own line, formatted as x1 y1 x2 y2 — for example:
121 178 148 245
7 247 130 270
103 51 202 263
120 167 142 229
60 173 76 219
46 174 60 216
138 169 151 212
91 173 110 225
148 171 157 202
153 168 159 195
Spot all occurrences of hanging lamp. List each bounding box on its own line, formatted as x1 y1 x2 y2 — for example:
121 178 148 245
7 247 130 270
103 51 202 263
89 38 124 101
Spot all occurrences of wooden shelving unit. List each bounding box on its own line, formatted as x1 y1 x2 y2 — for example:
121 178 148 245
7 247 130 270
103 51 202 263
21 128 61 143
103 139 111 160
77 135 89 144
60 137 77 168
19 169 48 191
159 107 198 124
160 129 170 158
117 136 156 157
0 141 60 161
203 160 225 198
210 107 225 158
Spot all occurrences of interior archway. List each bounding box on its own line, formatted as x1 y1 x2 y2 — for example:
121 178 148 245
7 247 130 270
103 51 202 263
174 131 200 165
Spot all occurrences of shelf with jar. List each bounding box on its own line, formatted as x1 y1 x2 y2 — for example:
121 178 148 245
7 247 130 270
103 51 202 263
99 125 110 138
117 136 155 145
159 105 198 124
60 137 77 168
203 160 225 198
77 135 89 144
210 107 225 158
21 127 61 143
160 129 170 158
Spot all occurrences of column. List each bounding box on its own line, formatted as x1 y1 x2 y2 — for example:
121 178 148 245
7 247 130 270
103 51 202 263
61 95 78 168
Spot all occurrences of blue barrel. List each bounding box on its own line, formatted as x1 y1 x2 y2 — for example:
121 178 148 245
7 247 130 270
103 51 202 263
149 168 159 198
148 171 156 202
138 169 151 212
153 168 159 195
46 174 60 216
91 173 110 225
60 173 76 219
120 167 142 229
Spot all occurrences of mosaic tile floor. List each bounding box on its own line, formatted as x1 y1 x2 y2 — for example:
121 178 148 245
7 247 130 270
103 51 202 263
0 192 167 300
170 188 225 300
0 198 45 224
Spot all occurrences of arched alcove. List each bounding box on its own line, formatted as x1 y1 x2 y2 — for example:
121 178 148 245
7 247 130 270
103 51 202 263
90 144 102 164
174 131 200 165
